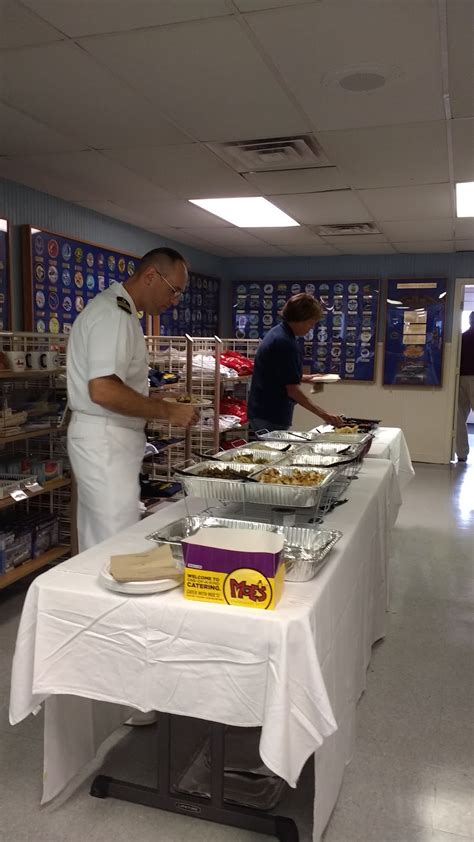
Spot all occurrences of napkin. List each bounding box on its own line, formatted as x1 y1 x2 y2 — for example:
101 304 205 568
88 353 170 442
110 544 181 583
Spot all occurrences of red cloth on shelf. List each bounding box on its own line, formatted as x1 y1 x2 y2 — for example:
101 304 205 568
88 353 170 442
220 352 254 376
219 396 248 422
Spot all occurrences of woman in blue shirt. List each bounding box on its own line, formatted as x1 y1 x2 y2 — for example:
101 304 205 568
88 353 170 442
248 293 344 432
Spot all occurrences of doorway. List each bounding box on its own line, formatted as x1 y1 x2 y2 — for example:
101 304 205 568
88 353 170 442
453 283 474 463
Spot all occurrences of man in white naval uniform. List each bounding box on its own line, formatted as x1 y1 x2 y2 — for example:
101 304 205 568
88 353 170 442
67 247 198 552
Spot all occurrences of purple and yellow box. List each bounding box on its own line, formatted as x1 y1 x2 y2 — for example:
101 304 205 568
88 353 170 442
182 527 285 610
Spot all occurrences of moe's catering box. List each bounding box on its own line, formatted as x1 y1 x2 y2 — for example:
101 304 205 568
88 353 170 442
182 527 285 610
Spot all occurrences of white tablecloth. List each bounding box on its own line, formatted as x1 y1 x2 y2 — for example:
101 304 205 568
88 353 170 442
367 427 415 490
9 459 401 842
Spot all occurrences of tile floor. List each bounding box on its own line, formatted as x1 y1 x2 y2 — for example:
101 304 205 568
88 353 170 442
0 458 473 842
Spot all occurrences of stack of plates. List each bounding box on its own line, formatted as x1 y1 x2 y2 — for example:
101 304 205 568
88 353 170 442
99 564 182 595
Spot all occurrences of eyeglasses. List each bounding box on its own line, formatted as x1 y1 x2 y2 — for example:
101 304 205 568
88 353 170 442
154 268 185 301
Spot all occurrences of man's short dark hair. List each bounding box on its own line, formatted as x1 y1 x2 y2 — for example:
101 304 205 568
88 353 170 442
282 293 322 323
138 247 189 272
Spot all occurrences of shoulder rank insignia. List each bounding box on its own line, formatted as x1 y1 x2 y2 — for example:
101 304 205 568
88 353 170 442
117 296 132 314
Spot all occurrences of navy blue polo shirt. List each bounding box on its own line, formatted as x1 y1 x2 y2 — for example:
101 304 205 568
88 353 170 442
248 321 302 427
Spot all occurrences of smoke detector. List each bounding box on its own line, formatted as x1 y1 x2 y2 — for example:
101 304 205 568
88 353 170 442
321 64 402 92
207 134 330 173
315 223 380 236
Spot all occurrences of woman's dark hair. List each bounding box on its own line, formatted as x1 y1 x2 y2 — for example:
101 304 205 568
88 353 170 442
282 293 323 323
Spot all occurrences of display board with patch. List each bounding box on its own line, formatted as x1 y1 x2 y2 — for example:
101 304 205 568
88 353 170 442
232 279 380 382
159 273 220 337
383 279 446 387
0 219 11 331
22 226 147 334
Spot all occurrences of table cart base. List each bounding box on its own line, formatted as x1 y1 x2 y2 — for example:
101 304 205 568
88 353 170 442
90 712 299 841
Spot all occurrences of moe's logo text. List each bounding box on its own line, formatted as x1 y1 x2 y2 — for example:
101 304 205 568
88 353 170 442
229 578 267 603
223 568 273 610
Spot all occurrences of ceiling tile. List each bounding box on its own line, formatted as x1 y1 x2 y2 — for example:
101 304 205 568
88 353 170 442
174 226 286 256
1 42 189 148
105 145 254 198
379 219 454 242
279 243 341 256
234 0 312 10
177 227 267 247
243 167 347 195
0 0 63 48
456 239 474 251
129 201 233 228
271 190 373 224
0 151 172 203
393 241 454 253
455 218 474 238
321 233 388 246
151 227 234 255
332 242 396 255
447 0 474 118
21 0 233 37
452 118 474 182
0 102 82 155
358 184 453 221
317 122 449 189
246 1 444 131
241 226 326 246
79 17 309 142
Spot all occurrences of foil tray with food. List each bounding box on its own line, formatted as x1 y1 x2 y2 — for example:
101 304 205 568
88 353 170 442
255 429 320 443
279 449 360 476
310 430 373 454
146 515 342 582
176 460 258 502
245 464 338 508
213 447 286 466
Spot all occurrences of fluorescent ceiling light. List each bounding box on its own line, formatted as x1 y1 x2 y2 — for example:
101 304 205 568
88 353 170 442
0 219 7 233
189 197 299 228
455 182 474 217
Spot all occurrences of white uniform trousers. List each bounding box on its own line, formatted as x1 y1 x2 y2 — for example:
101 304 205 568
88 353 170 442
67 413 145 552
456 376 474 460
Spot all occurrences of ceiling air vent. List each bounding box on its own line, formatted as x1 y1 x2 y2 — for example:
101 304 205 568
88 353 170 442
316 223 380 236
207 134 330 173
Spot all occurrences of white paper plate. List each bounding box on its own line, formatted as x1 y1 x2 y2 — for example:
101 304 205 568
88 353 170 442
99 564 182 595
312 374 340 383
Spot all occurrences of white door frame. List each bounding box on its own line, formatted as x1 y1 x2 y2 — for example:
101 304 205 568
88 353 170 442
451 279 474 460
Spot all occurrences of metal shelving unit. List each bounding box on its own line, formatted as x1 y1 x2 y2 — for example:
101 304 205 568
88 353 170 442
0 332 72 588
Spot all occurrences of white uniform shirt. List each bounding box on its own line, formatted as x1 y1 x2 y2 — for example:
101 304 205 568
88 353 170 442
67 283 148 430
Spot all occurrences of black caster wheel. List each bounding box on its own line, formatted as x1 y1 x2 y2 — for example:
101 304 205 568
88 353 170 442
90 774 112 799
275 816 299 842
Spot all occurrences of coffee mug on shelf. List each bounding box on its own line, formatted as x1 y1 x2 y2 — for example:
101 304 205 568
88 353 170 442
40 351 60 370
26 351 42 370
5 351 26 372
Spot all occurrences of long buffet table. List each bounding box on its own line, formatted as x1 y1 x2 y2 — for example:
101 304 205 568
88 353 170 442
367 426 415 490
10 458 402 842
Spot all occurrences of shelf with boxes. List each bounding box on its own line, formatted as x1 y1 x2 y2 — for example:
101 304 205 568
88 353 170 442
0 331 72 587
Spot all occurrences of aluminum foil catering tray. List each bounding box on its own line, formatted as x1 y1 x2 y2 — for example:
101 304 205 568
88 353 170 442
213 447 286 466
146 515 342 582
255 429 319 443
280 447 360 468
246 464 338 508
242 441 295 452
312 431 373 446
176 460 256 503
